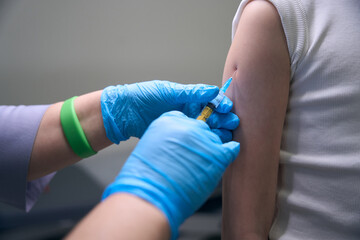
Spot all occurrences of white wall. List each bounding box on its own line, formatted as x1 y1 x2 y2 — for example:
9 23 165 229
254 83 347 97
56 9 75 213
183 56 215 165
0 0 239 105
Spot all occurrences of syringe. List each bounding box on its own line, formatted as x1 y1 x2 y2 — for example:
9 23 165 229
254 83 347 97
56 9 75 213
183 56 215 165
197 77 233 122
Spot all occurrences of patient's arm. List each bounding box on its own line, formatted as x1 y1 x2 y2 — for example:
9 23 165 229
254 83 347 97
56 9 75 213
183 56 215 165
222 1 290 239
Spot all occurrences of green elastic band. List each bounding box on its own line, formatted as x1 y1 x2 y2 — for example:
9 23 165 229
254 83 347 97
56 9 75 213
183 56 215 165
60 96 97 158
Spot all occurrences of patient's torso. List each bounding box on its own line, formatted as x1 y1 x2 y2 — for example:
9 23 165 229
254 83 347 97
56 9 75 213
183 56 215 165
272 0 360 239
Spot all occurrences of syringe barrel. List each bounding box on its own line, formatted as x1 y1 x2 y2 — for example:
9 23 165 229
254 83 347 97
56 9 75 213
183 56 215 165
196 102 216 122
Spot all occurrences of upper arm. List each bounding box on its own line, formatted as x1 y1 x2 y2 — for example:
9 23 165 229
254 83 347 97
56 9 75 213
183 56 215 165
222 0 290 239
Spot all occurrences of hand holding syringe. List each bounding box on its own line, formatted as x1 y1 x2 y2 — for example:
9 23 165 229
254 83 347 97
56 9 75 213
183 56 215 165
197 77 233 122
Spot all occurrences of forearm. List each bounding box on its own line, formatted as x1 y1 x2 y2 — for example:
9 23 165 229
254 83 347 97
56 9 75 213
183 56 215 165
28 90 112 181
66 193 170 240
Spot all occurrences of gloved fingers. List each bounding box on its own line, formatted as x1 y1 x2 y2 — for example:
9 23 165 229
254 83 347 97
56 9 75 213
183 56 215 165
181 103 203 118
160 110 210 130
170 83 219 104
211 129 232 143
207 112 239 130
221 141 241 165
214 95 233 113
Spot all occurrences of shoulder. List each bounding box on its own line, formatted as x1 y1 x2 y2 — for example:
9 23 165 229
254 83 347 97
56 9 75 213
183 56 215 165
232 0 308 77
230 0 289 66
224 0 290 95
243 0 280 20
235 0 283 38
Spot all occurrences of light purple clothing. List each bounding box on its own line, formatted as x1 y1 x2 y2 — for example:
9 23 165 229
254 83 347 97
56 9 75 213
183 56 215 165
0 105 55 212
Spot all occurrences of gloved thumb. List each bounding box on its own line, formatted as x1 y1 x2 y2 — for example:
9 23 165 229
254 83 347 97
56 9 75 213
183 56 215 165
174 84 219 104
160 110 188 119
221 141 240 165
214 95 233 113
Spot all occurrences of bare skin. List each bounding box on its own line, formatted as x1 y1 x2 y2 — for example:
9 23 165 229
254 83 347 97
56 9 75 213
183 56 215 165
222 1 290 239
28 90 112 180
66 193 170 240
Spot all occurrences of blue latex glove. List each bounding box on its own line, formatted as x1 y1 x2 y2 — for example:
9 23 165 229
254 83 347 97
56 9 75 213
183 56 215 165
103 111 240 239
101 80 238 144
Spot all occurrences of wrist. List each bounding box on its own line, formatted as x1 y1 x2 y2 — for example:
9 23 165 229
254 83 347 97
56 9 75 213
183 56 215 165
74 90 112 151
103 175 182 239
109 193 171 240
67 193 170 240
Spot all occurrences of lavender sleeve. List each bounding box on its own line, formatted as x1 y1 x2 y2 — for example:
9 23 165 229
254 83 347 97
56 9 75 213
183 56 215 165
0 105 56 212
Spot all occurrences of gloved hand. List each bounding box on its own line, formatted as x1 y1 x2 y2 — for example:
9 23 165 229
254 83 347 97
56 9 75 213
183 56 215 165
103 111 240 239
101 80 238 143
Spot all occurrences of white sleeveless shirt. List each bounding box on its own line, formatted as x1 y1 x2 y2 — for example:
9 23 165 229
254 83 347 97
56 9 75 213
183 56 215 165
233 1 360 239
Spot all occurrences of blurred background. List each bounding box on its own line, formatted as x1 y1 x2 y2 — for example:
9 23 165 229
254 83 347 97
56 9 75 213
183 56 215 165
0 0 240 239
